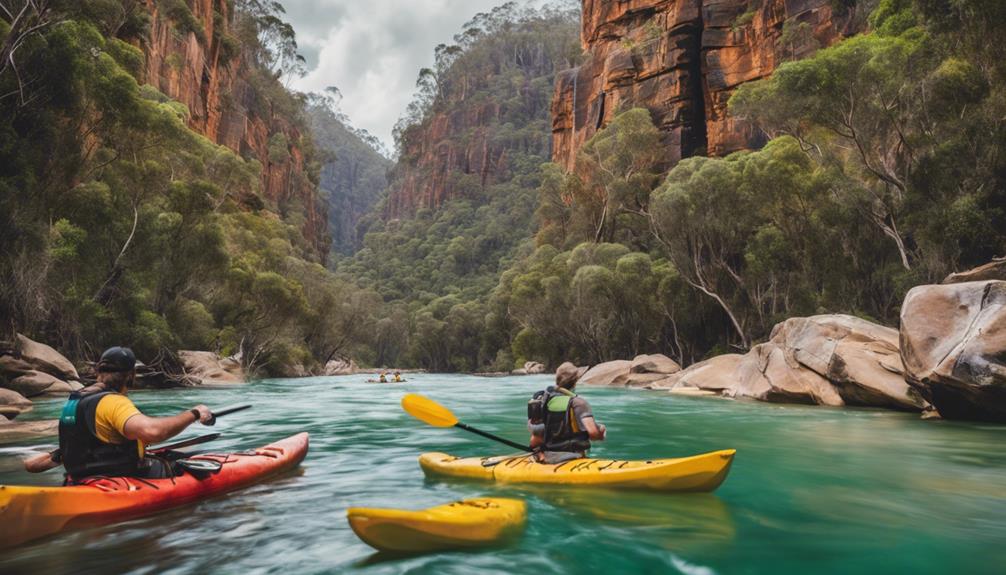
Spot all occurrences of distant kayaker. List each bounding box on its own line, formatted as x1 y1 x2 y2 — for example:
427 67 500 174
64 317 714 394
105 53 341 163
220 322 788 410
394 371 402 382
379 372 388 383
22 346 214 479
527 362 606 463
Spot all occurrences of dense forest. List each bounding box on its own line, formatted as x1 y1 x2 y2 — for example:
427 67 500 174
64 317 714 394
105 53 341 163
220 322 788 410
498 0 1006 366
5 0 1004 376
0 0 378 375
335 0 1006 372
333 2 583 371
307 91 391 255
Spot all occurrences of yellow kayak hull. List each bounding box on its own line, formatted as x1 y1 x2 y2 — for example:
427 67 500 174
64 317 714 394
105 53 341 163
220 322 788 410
419 449 735 492
346 497 526 552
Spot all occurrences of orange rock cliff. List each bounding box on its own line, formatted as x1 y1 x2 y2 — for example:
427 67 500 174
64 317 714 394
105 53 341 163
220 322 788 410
140 0 329 261
551 0 862 170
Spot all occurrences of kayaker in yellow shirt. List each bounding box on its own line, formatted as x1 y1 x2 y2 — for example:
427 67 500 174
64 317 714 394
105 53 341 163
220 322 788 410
23 347 214 480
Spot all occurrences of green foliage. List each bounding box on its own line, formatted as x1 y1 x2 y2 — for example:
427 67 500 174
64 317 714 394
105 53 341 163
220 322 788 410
334 3 581 371
0 0 366 376
158 0 206 43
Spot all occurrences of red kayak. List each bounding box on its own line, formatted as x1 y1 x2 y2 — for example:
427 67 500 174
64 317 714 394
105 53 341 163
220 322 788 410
0 433 309 548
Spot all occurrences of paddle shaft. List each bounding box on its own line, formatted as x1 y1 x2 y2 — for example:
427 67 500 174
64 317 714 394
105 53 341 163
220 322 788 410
455 422 532 453
206 404 252 426
149 433 221 453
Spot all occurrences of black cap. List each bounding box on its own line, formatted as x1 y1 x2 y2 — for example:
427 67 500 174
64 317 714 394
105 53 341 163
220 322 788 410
97 347 136 373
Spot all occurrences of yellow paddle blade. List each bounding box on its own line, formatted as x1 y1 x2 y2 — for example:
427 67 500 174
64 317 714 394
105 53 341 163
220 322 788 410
401 393 458 428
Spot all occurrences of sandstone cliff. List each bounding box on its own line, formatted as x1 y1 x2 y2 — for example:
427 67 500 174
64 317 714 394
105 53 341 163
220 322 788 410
141 0 329 261
552 0 861 170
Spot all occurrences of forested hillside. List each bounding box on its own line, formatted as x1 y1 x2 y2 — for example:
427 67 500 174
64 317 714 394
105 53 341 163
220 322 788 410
0 0 371 375
494 0 1006 367
307 94 391 255
334 2 583 371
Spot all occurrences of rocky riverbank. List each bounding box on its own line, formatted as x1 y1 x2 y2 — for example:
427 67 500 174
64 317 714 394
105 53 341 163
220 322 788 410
575 262 1006 423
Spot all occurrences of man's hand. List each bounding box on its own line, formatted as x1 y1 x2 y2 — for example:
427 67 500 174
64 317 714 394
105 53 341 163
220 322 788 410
598 423 607 440
191 405 213 424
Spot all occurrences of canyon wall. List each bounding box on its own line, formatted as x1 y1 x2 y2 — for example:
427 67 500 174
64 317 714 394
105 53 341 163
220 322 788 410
552 0 861 170
140 0 329 260
385 102 509 218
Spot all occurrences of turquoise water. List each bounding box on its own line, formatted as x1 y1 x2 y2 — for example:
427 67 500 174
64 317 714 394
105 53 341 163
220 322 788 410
1 374 1004 574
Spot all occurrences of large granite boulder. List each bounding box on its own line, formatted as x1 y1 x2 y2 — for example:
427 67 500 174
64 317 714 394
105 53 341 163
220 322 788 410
0 388 32 420
943 258 1006 284
578 360 633 386
901 281 1006 422
178 351 244 384
323 359 357 376
630 354 681 375
6 371 81 398
0 354 34 382
651 315 925 411
16 334 79 381
767 316 923 410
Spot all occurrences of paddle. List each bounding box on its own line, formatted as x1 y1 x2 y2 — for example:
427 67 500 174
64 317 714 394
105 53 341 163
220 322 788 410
206 403 252 426
149 433 221 453
401 393 532 452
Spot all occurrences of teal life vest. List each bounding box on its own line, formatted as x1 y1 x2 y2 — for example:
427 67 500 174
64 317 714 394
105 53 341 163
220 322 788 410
57 390 142 480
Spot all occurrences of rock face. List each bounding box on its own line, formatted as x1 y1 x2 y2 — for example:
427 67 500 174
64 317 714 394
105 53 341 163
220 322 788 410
579 360 634 386
141 0 329 260
651 315 926 411
901 281 1006 422
323 359 357 376
631 353 681 375
7 371 81 398
178 350 244 384
579 354 681 386
943 258 1006 284
0 388 32 420
16 334 79 381
386 102 509 218
551 0 859 170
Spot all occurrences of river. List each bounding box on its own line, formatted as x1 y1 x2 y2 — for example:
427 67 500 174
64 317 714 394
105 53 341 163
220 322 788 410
1 374 1004 574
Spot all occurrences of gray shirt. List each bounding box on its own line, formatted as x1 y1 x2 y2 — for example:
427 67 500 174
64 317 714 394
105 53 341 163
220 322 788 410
529 395 594 463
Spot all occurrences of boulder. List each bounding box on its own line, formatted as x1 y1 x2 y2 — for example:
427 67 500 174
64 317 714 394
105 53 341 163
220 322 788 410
649 354 743 394
768 315 924 411
0 354 35 381
524 361 547 375
178 351 244 384
900 281 1006 422
943 258 1006 284
0 388 32 420
6 370 81 398
649 315 925 411
323 359 357 376
630 354 681 375
16 334 79 381
0 419 58 443
578 360 633 386
614 372 669 388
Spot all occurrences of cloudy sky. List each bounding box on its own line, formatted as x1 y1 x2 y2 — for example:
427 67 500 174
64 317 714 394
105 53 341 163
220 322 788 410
282 0 509 151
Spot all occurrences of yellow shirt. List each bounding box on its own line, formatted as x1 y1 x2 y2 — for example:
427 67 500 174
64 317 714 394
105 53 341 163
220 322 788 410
93 394 145 457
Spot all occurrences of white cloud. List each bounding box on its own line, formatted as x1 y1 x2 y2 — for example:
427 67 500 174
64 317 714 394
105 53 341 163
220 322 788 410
283 0 505 150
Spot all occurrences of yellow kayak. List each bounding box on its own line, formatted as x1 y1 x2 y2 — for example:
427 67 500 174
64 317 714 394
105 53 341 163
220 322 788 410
346 497 526 552
419 449 735 492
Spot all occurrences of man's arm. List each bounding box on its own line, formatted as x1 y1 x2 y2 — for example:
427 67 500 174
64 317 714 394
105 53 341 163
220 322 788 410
24 451 61 473
579 416 606 441
122 405 213 445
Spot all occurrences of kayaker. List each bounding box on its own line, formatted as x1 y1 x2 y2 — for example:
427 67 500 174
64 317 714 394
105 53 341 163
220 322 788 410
527 362 606 463
379 372 388 383
22 346 214 479
394 371 402 382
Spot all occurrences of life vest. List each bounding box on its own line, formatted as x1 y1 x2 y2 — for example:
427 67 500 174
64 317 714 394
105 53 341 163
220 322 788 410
528 386 591 454
58 391 142 479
